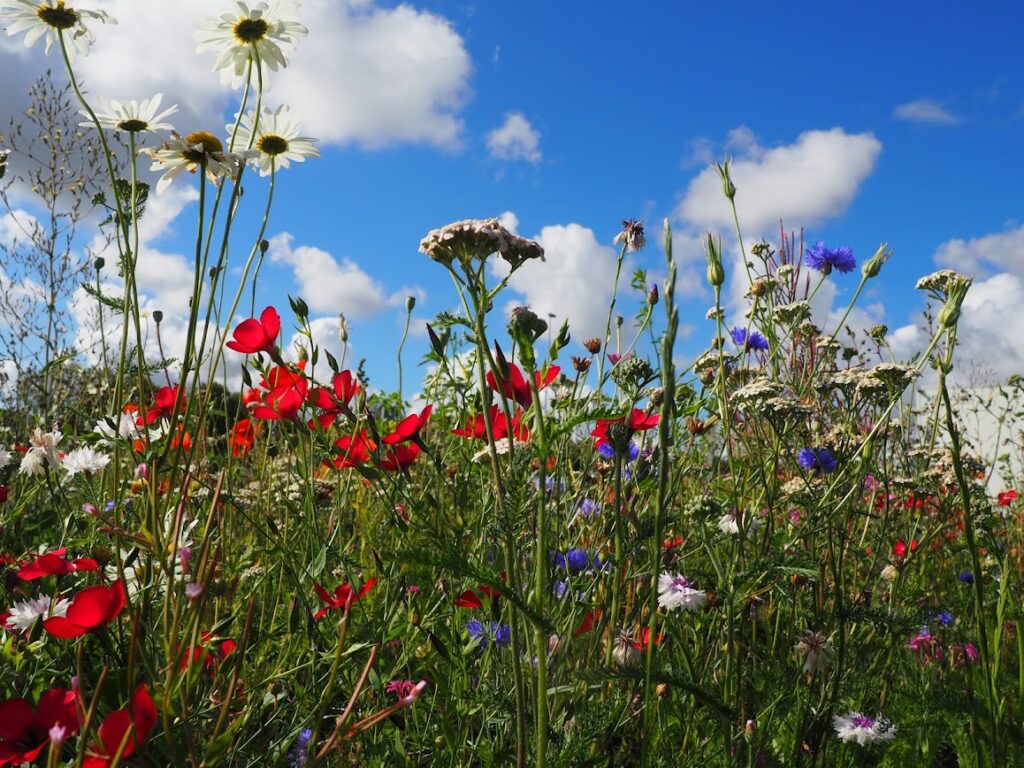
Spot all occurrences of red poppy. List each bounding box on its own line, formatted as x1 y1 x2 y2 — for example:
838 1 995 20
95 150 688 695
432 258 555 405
631 627 665 650
252 365 308 421
383 405 433 445
0 688 79 765
330 430 376 469
574 609 602 637
486 362 559 408
380 443 420 472
43 580 127 639
180 631 238 672
226 306 281 355
17 548 99 581
893 538 919 558
591 408 660 449
452 405 529 443
168 424 192 452
308 370 361 429
241 388 264 410
662 535 684 549
229 419 257 457
138 385 181 426
82 684 157 768
452 590 483 609
314 578 376 619
997 490 1018 506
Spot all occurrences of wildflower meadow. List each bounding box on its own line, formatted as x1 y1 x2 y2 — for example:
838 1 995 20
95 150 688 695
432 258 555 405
0 2 1022 767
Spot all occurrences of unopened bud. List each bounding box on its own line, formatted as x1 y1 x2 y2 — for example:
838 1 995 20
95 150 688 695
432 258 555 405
862 242 891 279
152 310 163 324
405 295 416 312
704 233 725 287
94 257 105 270
647 284 659 306
259 239 270 254
715 159 737 201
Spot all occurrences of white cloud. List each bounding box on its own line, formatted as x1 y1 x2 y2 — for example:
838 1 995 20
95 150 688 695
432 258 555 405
267 232 423 319
932 225 1024 278
497 210 519 233
486 112 542 164
287 315 355 372
893 99 960 125
1 0 472 150
675 127 882 237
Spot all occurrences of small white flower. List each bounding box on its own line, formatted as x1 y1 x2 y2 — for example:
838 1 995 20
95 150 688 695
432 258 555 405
832 712 895 746
0 446 10 469
230 105 318 175
94 413 141 443
19 449 48 476
4 594 69 633
82 93 177 135
794 630 833 674
194 0 308 87
0 0 114 58
145 131 251 194
717 511 763 537
657 572 706 612
62 446 110 476
611 630 640 668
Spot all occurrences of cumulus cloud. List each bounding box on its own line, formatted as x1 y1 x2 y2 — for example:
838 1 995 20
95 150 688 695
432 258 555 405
486 112 542 164
932 225 1024 278
1 0 472 149
268 232 423 319
892 99 961 125
675 127 882 237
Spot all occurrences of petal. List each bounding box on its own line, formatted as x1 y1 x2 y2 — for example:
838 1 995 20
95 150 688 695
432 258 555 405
0 698 32 741
229 318 268 354
65 584 115 629
43 616 87 639
258 306 281 342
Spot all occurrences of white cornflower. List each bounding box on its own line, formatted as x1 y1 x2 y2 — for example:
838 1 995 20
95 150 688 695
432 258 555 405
657 572 706 612
611 630 640 668
194 1 307 86
717 511 763 537
231 105 318 175
0 0 113 57
832 712 895 746
94 412 141 443
82 93 177 135
794 630 833 674
0 446 10 469
62 446 110 476
145 131 251 194
19 449 47 476
4 594 69 633
19 426 63 476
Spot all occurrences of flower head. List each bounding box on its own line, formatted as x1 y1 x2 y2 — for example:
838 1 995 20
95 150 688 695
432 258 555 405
194 0 308 87
730 326 769 352
145 131 250 194
62 446 110 477
231 105 318 175
805 241 856 275
419 217 544 270
84 685 157 767
466 619 511 649
83 93 177 135
657 572 706 612
226 306 281 355
43 580 126 638
794 630 833 673
1 0 114 57
832 711 895 746
613 219 646 252
798 447 837 474
4 594 69 633
0 688 80 765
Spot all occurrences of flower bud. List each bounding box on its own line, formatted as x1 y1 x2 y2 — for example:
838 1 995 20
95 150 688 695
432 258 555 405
939 278 971 328
94 256 105 271
862 242 891 279
715 159 736 201
152 310 163 324
259 239 270 254
583 337 601 354
405 295 416 312
647 284 659 306
704 233 725 287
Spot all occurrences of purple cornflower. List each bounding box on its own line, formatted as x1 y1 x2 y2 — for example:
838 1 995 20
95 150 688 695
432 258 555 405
466 619 511 649
552 580 568 599
578 498 600 517
798 447 837 474
598 441 641 462
805 241 856 275
730 326 769 352
958 571 974 585
934 610 954 626
287 728 313 767
565 548 590 574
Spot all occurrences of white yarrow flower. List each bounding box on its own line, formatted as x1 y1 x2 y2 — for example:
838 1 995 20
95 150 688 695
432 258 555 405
82 93 177 135
4 594 69 633
62 446 110 476
657 572 706 612
230 105 318 175
832 712 896 746
0 0 114 57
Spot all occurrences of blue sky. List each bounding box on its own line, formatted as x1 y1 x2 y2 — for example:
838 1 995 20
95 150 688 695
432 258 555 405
1 0 1023 393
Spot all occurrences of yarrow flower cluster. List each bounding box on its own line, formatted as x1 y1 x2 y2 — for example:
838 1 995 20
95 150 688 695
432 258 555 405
419 218 545 270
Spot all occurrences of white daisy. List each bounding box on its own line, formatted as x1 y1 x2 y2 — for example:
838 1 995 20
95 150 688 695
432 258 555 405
0 0 114 57
145 131 251 194
832 712 895 746
230 105 318 175
0 446 11 470
194 1 307 86
657 572 706 612
82 93 178 135
62 446 110 476
794 630 833 674
4 594 69 633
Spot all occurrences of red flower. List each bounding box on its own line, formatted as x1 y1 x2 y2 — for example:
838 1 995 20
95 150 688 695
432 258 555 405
0 485 8 504
383 405 432 445
330 430 376 469
308 370 361 429
43 580 127 639
380 443 420 472
138 385 181 426
452 405 529 443
632 627 665 650
252 365 308 421
574 609 602 637
0 688 79 765
314 578 376 620
486 363 559 408
997 490 1018 507
893 538 919 558
229 419 257 457
241 388 264 410
452 590 483 609
17 548 99 581
226 306 281 355
591 408 659 449
82 685 157 768
180 631 237 672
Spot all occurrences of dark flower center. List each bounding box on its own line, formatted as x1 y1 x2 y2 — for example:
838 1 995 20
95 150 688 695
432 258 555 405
257 134 288 156
233 17 269 43
117 119 148 133
183 131 224 163
37 1 78 29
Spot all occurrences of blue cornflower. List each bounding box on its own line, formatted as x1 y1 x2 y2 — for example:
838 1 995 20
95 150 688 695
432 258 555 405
958 571 975 585
934 610 954 626
798 447 837 474
598 441 641 462
805 241 856 275
287 728 313 767
566 548 590 575
552 580 568 599
466 619 511 649
730 326 769 352
578 498 600 517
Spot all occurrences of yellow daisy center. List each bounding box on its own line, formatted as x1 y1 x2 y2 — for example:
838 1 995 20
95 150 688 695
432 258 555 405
37 0 78 29
257 134 289 156
183 131 224 163
233 17 269 44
